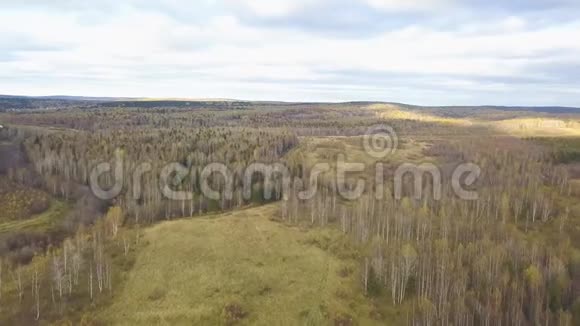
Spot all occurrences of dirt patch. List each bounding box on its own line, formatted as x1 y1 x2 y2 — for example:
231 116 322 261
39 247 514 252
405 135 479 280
334 314 354 326
338 266 352 278
223 303 248 325
258 285 272 296
147 287 167 301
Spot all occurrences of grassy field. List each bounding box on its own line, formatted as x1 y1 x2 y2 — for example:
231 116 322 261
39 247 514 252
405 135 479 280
0 199 69 234
366 103 580 138
100 204 404 325
489 118 580 137
286 135 432 189
367 104 473 126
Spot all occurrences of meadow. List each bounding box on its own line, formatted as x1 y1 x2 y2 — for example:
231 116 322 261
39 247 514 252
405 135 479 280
100 204 407 325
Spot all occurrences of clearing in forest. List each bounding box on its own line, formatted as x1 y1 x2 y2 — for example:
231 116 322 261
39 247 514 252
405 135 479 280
101 204 404 325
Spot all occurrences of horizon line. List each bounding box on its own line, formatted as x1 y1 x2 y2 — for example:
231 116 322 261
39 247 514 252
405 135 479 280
1 93 579 110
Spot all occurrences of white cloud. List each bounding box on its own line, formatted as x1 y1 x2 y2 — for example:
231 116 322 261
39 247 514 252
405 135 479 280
0 1 579 105
227 0 319 17
364 0 452 12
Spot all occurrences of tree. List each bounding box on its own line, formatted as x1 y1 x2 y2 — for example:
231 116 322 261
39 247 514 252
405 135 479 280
104 206 124 238
399 243 417 304
0 258 3 302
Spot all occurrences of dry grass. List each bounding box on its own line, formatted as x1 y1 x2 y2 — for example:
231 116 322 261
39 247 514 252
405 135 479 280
100 204 402 325
367 104 472 126
0 200 69 234
366 104 580 138
286 135 431 188
489 118 580 137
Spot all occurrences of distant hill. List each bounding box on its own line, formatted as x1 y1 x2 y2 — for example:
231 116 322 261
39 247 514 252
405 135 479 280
423 105 580 114
0 94 579 114
33 95 137 101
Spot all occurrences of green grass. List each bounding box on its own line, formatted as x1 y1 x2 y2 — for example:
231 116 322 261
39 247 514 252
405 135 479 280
100 204 401 325
0 199 69 234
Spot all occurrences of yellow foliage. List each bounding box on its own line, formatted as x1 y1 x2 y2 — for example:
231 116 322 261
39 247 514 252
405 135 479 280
524 265 542 289
104 206 124 237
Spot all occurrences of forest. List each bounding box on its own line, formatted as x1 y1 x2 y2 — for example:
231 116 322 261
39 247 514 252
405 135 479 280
0 98 579 325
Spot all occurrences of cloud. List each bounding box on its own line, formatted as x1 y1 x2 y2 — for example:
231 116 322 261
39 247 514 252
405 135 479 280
227 0 318 17
0 0 579 106
364 0 451 12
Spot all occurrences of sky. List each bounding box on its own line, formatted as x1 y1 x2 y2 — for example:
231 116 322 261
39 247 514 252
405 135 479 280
1 0 580 106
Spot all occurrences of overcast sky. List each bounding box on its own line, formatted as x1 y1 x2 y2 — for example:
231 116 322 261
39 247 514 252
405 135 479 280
1 0 579 106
